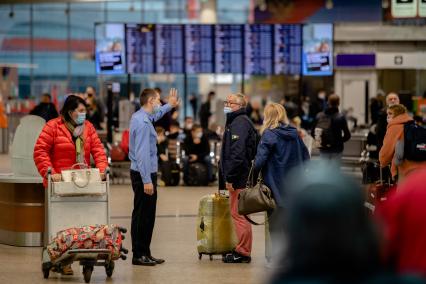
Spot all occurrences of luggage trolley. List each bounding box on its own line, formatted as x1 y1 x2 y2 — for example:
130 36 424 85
41 167 127 283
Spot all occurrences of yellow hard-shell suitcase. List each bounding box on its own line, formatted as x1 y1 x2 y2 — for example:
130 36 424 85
197 193 237 260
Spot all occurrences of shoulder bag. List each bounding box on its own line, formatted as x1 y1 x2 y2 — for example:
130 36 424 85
238 163 276 225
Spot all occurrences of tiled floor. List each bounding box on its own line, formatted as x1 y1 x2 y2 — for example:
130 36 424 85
0 154 270 284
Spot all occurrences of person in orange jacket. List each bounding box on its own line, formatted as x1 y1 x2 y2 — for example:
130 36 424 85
379 104 426 181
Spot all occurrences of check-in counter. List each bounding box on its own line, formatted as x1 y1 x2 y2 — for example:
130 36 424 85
0 115 46 247
0 175 43 246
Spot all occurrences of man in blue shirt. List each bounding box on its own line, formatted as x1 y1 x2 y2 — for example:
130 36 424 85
129 88 179 266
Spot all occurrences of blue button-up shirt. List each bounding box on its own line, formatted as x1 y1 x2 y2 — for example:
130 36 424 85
129 104 172 184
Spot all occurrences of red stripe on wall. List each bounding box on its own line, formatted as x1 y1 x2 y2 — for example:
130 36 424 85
1 38 94 52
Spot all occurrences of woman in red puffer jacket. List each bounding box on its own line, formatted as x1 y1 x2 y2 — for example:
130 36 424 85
33 95 108 275
34 95 108 188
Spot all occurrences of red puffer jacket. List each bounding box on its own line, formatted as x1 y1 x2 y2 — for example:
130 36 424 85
34 117 108 187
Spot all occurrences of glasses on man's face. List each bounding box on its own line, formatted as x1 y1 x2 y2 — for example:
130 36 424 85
223 101 241 107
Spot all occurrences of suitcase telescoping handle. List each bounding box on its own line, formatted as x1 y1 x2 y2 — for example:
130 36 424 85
379 164 391 186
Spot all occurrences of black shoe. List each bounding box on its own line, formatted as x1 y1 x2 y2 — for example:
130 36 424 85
148 255 165 264
132 256 156 266
222 251 251 263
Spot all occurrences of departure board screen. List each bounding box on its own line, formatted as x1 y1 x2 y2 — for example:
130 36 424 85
274 24 302 75
126 24 155 74
156 24 184 73
244 24 273 75
215 25 243 74
185 25 214 74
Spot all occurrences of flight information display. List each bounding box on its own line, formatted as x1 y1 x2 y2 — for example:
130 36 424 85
274 24 302 75
155 24 184 73
215 25 243 74
244 24 273 75
126 24 155 74
99 23 328 75
185 25 214 73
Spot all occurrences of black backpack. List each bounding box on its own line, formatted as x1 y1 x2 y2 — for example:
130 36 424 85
314 112 338 149
403 121 426 161
242 116 260 161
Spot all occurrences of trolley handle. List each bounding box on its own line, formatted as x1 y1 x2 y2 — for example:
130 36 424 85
47 167 52 182
105 167 110 181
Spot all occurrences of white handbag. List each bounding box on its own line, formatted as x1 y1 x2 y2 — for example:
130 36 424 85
53 164 105 196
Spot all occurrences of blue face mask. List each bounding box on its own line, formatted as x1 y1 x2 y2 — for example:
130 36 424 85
224 107 233 114
153 104 161 114
75 112 86 125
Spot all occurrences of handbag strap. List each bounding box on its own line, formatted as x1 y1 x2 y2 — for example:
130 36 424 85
247 161 264 188
71 170 91 188
71 163 89 170
244 215 265 226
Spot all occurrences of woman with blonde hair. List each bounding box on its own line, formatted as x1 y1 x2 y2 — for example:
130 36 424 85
253 103 309 263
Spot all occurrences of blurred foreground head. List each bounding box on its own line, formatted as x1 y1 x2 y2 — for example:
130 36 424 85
274 161 381 282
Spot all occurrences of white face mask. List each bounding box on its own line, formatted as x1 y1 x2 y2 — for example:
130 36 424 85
195 132 203 139
224 107 233 114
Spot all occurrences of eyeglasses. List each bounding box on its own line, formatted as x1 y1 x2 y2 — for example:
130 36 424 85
223 101 241 107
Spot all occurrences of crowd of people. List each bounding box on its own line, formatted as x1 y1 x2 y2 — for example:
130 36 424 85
29 85 426 281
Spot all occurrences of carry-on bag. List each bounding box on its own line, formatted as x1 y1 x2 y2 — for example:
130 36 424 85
160 161 180 186
54 163 106 196
238 164 275 225
197 191 237 260
185 162 209 186
365 166 395 213
45 224 126 261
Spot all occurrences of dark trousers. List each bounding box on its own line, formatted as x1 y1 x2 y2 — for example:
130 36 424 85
130 170 157 258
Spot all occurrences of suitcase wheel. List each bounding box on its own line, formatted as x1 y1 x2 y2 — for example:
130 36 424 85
105 261 115 278
198 253 202 260
42 268 50 279
42 262 51 279
83 266 93 283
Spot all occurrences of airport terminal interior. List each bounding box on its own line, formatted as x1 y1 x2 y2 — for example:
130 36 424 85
1 0 426 283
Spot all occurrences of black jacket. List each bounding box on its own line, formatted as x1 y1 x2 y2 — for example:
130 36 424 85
220 108 258 189
183 135 210 162
30 103 58 122
311 107 351 153
199 101 211 129
376 108 388 152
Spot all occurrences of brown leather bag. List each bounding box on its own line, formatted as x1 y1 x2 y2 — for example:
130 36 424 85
238 164 276 225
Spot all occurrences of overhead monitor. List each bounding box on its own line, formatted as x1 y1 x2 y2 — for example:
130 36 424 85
244 24 273 75
302 23 333 76
185 25 214 74
155 24 184 73
215 24 243 74
126 24 155 74
274 24 302 75
95 23 126 74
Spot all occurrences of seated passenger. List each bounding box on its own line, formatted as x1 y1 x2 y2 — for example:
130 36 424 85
379 104 426 181
182 124 212 182
183 116 194 138
156 127 169 164
167 121 182 141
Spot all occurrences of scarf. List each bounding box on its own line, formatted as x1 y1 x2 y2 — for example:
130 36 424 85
64 118 85 164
